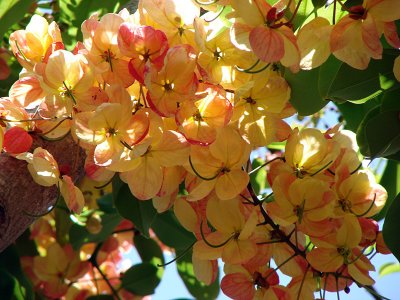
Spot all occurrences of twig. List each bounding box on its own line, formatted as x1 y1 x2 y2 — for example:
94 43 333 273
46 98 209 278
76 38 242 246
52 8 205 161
89 242 121 300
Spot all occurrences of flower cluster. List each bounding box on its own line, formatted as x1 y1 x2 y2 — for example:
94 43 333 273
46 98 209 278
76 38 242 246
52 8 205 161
0 0 397 299
176 126 391 299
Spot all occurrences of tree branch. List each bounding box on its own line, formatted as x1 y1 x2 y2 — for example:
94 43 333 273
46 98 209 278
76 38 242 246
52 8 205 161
0 134 86 252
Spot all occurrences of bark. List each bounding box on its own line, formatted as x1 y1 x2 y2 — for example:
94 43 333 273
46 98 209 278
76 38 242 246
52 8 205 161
0 134 85 252
0 0 137 253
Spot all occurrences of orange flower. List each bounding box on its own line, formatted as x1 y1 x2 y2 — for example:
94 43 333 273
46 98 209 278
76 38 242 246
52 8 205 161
221 265 289 300
73 86 150 166
230 0 300 69
331 0 400 69
33 243 89 298
145 44 198 117
285 127 340 178
175 83 232 145
307 215 375 286
9 15 62 70
0 127 3 153
297 17 333 70
0 97 31 130
82 13 134 87
40 49 95 117
120 130 190 200
195 26 255 85
186 126 251 201
334 168 387 218
118 24 169 84
268 174 335 235
141 0 200 46
9 75 46 110
233 71 292 147
193 197 259 264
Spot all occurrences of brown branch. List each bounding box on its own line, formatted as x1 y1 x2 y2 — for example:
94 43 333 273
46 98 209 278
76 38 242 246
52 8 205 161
247 181 306 259
89 242 121 300
0 134 86 252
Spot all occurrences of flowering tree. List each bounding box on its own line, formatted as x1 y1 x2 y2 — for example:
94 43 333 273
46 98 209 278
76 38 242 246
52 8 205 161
0 0 400 299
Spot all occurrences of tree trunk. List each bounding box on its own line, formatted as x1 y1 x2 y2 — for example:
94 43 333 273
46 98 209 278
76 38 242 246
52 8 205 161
0 134 85 252
0 0 138 253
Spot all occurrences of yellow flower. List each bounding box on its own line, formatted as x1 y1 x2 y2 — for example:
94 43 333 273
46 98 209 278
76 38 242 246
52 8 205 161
9 15 62 70
285 127 340 177
268 174 335 234
33 243 89 299
17 147 85 214
120 130 190 200
307 215 375 285
187 126 251 201
193 197 258 264
335 169 387 217
74 87 150 167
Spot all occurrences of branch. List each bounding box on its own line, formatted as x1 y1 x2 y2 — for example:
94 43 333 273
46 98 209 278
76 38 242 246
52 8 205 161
0 134 86 252
364 285 384 300
247 181 306 259
89 242 121 300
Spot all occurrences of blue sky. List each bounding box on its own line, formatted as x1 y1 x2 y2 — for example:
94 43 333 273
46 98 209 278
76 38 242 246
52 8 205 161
126 246 400 300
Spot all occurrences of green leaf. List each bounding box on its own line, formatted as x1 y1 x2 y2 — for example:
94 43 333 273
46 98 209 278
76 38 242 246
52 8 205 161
14 229 38 257
356 106 381 157
0 0 32 38
285 66 328 116
0 246 33 300
312 0 327 9
336 98 380 132
121 262 161 296
134 235 164 278
112 174 124 200
55 197 73 246
59 0 129 27
176 249 219 300
374 160 400 221
96 193 116 214
385 150 400 162
134 235 164 263
381 88 400 112
383 192 400 262
267 141 285 151
113 178 157 238
178 181 189 196
379 262 400 278
290 0 315 29
318 55 343 100
0 269 25 300
151 210 196 249
69 212 122 250
250 158 267 195
285 41 400 116
305 2 347 25
343 0 363 7
363 110 400 159
58 0 129 48
320 50 400 102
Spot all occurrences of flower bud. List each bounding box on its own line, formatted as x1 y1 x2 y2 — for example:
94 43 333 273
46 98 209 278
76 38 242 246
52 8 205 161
86 213 103 234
